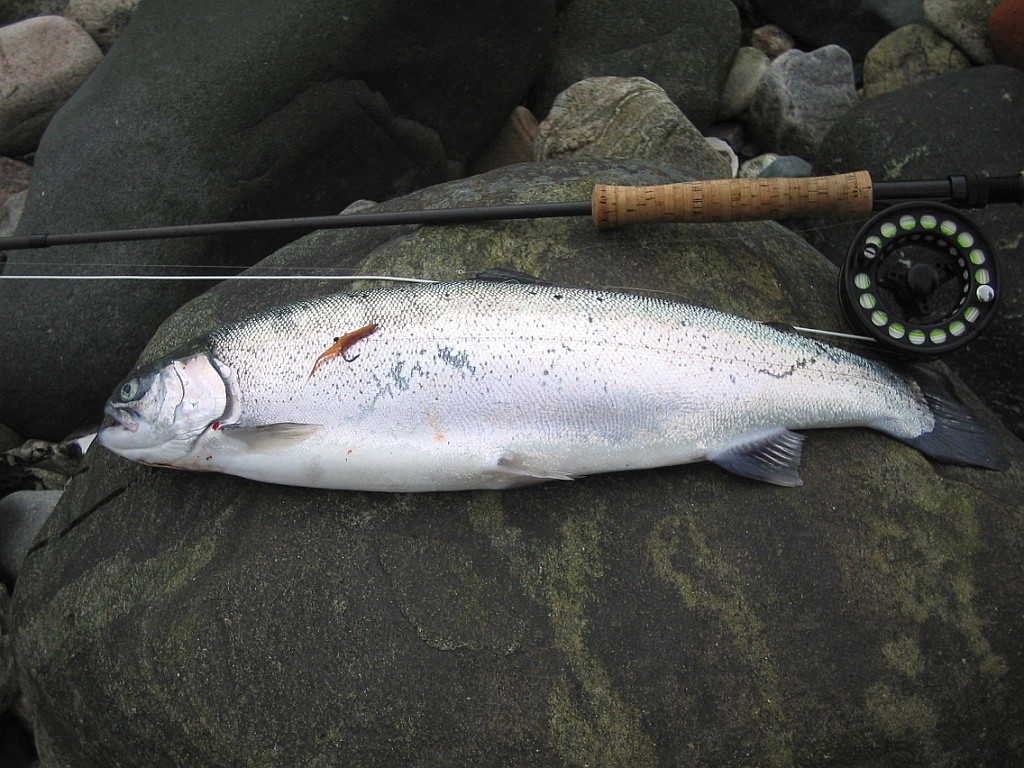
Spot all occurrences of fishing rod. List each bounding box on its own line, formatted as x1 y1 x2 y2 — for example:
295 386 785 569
1 170 1021 357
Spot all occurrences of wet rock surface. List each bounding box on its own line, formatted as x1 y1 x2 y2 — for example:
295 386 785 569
0 0 555 441
10 156 1024 767
2 1 1023 765
813 65 1024 439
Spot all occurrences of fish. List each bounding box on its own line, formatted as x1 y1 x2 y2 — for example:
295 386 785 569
97 277 1007 491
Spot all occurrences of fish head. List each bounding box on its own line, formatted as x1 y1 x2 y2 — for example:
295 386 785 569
98 350 229 465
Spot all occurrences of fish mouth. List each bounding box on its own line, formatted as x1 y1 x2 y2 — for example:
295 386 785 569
103 403 139 433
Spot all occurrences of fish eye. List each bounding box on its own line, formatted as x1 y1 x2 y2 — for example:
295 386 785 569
118 379 141 402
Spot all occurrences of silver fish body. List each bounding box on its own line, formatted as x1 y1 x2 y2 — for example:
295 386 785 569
98 279 1005 490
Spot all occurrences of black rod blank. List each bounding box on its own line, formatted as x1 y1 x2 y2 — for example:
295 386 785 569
0 201 593 251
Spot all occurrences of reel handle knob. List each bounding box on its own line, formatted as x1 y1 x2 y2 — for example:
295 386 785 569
591 171 874 229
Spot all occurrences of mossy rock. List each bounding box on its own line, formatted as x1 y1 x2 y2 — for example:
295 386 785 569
12 158 1024 767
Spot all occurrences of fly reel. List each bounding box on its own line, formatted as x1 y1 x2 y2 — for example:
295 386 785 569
839 202 1001 357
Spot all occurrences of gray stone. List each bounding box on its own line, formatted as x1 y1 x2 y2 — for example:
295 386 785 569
739 152 780 177
0 0 557 441
532 0 740 129
924 0 999 64
534 77 733 179
11 156 1024 768
815 65 1024 438
751 0 927 60
0 490 61 583
0 16 103 156
747 45 859 158
717 46 769 119
65 0 141 52
863 23 971 97
761 155 813 177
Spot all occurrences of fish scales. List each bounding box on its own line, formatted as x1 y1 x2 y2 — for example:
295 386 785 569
97 280 1006 490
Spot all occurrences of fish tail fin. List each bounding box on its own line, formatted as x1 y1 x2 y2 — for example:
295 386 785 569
894 365 1009 471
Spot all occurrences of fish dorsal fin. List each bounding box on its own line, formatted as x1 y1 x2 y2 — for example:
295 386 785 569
707 429 806 486
474 268 551 286
219 423 321 454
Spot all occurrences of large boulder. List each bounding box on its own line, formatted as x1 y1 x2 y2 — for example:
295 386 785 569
12 157 1024 767
532 0 739 129
0 0 556 441
813 65 1024 439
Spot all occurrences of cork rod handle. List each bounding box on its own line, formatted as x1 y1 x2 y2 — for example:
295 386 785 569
592 171 874 229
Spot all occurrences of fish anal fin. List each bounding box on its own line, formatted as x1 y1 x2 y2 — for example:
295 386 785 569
494 453 578 485
309 322 378 379
220 423 321 454
707 429 806 487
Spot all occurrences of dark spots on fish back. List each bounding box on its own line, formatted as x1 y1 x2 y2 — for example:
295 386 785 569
756 356 817 379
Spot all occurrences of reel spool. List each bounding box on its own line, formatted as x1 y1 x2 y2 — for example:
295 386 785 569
838 202 1000 357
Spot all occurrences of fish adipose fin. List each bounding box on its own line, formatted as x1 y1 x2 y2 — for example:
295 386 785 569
708 429 806 486
219 423 322 454
309 323 378 379
895 366 1009 471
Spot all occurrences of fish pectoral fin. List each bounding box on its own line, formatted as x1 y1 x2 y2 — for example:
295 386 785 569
309 322 378 379
494 453 579 484
219 423 322 454
707 429 806 487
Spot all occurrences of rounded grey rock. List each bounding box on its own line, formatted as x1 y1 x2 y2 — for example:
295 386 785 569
924 0 999 64
761 155 813 177
0 16 103 156
65 0 141 52
717 46 769 120
863 23 972 97
747 45 859 158
535 77 733 179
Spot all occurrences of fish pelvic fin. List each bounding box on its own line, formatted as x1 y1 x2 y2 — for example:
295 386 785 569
493 453 579 485
893 365 1009 471
707 429 806 486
